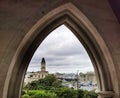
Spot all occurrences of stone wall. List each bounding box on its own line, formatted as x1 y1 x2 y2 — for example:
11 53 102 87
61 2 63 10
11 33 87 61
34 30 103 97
0 0 120 98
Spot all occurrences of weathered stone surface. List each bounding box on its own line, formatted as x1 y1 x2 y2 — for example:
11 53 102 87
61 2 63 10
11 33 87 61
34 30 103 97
0 0 120 98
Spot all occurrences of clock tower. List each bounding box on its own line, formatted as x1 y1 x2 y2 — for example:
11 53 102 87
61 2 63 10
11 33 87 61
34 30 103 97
39 57 48 78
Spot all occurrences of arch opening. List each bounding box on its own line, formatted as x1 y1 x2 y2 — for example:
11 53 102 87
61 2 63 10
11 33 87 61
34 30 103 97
4 3 117 98
23 24 97 93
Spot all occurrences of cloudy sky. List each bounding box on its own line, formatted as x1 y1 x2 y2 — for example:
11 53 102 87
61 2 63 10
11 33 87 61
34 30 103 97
27 25 94 73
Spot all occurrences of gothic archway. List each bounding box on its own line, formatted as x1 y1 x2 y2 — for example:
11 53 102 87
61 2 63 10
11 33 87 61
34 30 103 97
3 3 117 98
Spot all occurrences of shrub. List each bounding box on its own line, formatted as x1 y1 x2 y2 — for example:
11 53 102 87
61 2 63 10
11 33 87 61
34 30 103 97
55 88 78 98
21 90 26 96
78 89 88 98
23 90 57 98
83 90 98 98
22 94 29 98
27 90 37 96
31 91 57 98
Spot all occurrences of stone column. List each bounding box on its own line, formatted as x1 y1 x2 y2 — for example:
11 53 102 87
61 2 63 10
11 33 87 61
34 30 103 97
98 91 114 98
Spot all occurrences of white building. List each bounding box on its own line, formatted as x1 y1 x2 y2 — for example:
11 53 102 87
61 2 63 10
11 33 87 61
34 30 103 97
24 58 48 85
79 72 97 84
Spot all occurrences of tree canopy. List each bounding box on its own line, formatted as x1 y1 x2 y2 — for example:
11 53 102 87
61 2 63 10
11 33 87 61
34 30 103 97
25 74 62 90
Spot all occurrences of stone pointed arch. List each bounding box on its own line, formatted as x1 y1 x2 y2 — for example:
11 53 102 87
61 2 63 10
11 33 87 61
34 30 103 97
3 3 118 98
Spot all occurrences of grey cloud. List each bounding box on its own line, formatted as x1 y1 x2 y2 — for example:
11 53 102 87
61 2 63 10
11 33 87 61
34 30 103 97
28 25 94 73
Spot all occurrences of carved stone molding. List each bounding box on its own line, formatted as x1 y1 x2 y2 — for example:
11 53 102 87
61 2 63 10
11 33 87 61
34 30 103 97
98 91 114 98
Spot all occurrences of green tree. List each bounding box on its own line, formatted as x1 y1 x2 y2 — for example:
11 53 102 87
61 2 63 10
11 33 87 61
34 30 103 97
55 88 78 98
25 74 62 90
44 74 57 86
52 80 62 88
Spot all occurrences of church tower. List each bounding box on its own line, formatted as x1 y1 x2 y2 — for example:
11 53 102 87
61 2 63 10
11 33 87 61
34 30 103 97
41 58 46 71
39 57 48 78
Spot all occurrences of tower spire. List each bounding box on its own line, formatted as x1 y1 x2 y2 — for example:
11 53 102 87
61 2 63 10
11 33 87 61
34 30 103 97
41 57 46 71
41 57 45 63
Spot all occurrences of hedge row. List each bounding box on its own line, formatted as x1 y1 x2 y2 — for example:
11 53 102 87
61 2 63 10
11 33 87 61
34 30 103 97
22 90 57 98
22 88 98 98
